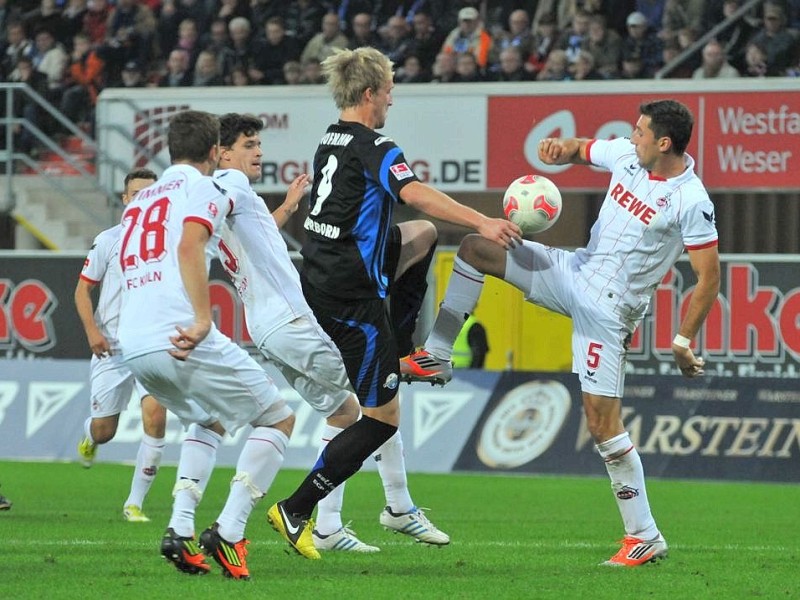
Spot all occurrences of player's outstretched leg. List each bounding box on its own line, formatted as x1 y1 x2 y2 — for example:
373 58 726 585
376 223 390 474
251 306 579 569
267 500 320 560
199 523 250 580
160 528 211 575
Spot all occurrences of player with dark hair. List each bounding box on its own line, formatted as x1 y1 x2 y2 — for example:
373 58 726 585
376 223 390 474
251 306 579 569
117 110 295 580
266 46 520 558
75 167 167 523
403 99 720 567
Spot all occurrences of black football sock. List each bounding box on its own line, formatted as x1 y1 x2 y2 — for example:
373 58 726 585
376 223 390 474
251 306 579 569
283 416 397 519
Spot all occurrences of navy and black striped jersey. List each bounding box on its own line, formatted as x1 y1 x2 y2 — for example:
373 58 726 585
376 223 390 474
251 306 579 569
301 120 418 301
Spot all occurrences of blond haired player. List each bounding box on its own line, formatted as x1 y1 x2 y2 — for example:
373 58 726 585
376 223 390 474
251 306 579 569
75 168 166 523
403 99 720 566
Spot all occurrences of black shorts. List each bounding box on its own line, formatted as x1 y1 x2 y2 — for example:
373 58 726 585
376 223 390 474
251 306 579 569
301 281 400 408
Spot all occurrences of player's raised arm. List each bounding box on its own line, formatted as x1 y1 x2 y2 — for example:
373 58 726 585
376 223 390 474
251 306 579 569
538 137 592 165
399 180 522 249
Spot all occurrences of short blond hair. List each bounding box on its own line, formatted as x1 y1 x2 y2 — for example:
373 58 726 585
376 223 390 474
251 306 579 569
322 47 394 110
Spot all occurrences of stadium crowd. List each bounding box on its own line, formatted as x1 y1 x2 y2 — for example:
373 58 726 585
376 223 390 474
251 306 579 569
1 0 799 134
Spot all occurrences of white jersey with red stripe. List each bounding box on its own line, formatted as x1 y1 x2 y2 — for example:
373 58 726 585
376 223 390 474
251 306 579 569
117 164 233 359
576 137 718 319
79 223 124 351
214 168 311 347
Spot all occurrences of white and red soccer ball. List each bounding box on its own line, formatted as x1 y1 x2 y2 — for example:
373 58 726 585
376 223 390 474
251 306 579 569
502 174 562 235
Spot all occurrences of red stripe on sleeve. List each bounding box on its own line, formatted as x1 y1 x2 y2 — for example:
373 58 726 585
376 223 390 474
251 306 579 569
685 239 718 251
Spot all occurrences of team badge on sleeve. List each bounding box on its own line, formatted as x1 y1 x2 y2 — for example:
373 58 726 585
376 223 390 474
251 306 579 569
390 162 413 180
208 202 219 218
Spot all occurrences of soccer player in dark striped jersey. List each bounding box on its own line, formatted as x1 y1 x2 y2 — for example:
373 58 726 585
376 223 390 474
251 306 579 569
267 47 521 557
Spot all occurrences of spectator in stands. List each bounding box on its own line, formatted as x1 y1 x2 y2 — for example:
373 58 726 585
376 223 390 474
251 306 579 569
158 0 209 54
454 50 485 81
583 13 623 78
250 0 286 31
8 56 49 154
230 63 251 85
284 0 326 48
0 1 22 48
748 1 798 76
300 57 325 84
2 22 33 78
743 39 774 76
605 0 638 37
23 0 68 45
661 0 704 43
379 14 412 64
227 15 259 82
301 12 348 64
622 11 662 77
536 47 571 80
395 53 430 82
692 38 740 78
348 12 380 49
251 16 300 85
526 12 559 76
103 0 157 83
173 18 201 70
280 59 302 84
619 46 646 78
331 0 372 38
555 8 591 64
441 6 493 69
430 49 457 82
659 36 693 77
118 59 147 87
30 27 68 94
199 17 235 81
492 45 534 81
60 32 104 130
712 0 756 73
61 0 89 46
82 0 110 46
214 0 252 27
532 0 572 33
490 8 534 65
192 48 225 85
405 10 445 74
572 48 604 79
155 47 192 86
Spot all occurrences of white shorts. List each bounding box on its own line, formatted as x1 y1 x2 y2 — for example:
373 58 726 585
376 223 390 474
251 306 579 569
259 316 353 417
505 242 637 398
125 331 291 434
89 353 150 418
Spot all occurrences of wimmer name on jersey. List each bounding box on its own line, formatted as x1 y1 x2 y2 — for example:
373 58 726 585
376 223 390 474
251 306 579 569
301 121 417 302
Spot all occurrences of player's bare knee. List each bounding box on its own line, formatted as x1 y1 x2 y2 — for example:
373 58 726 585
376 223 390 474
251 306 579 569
92 418 118 444
327 394 360 428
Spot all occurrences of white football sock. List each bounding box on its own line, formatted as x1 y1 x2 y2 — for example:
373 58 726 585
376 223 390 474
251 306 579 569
169 424 221 538
375 430 413 514
425 256 484 361
124 433 164 509
314 424 346 535
597 432 659 540
83 417 95 444
217 426 288 543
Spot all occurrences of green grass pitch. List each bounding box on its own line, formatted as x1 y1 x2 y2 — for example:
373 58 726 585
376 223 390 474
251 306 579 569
0 460 797 599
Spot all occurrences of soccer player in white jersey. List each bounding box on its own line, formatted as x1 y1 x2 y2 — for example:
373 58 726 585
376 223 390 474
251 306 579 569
213 113 449 555
116 110 295 580
75 168 168 523
402 99 721 566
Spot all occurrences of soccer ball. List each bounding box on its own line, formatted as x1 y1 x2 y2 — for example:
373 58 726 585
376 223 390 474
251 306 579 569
502 174 562 235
